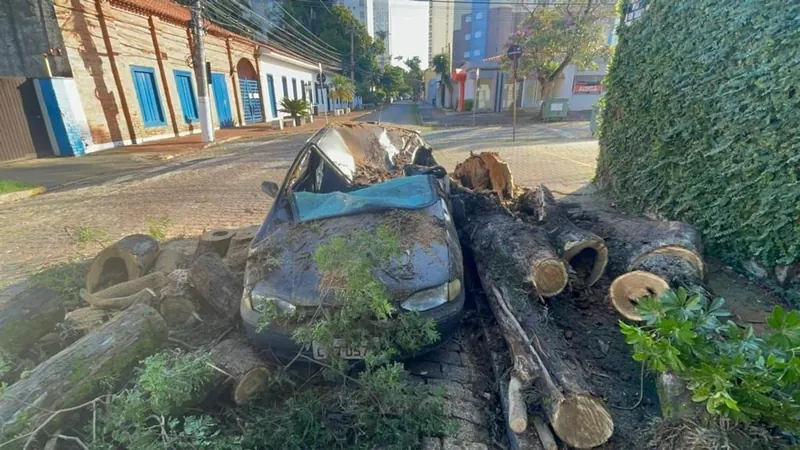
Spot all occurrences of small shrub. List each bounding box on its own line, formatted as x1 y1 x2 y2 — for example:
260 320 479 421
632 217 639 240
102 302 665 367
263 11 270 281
146 215 172 241
620 288 800 431
72 225 107 246
29 258 89 309
463 99 474 111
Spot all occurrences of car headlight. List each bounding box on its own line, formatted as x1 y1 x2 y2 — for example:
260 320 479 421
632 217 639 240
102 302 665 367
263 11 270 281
249 282 296 313
400 279 462 312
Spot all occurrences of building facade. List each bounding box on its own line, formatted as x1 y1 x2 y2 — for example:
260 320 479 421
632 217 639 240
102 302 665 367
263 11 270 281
427 0 453 67
336 0 374 37
373 0 391 67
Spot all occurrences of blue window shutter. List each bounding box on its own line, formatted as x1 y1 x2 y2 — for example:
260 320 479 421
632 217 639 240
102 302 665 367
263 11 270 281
292 78 297 99
282 77 288 99
131 66 166 127
173 70 199 123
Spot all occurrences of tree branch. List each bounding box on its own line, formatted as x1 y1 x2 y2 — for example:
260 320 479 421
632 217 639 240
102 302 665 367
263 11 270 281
548 57 572 82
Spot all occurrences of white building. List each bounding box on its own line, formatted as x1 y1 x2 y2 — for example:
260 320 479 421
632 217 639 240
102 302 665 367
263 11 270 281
373 0 391 67
428 0 454 67
336 0 374 37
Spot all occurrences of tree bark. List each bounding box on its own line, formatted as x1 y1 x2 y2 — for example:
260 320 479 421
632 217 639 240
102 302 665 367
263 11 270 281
189 253 243 321
194 230 235 259
86 235 160 293
224 225 259 274
62 307 112 335
452 152 516 201
85 271 168 300
0 305 167 441
452 186 612 448
514 185 608 287
206 339 270 405
153 247 183 273
159 269 197 326
0 285 64 356
451 184 568 297
568 207 705 321
79 287 157 310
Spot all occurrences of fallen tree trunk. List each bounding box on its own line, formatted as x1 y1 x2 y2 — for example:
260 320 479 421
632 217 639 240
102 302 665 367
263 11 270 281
86 271 168 300
224 225 259 273
514 185 608 287
450 184 568 297
452 187 612 448
86 234 160 293
63 307 112 335
452 152 515 201
0 304 168 442
190 253 243 321
195 229 235 259
159 269 197 326
0 285 64 356
206 339 270 405
567 207 705 320
153 247 183 273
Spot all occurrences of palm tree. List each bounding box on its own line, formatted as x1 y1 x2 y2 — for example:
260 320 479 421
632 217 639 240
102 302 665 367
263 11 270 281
431 53 452 109
279 98 310 126
329 75 355 107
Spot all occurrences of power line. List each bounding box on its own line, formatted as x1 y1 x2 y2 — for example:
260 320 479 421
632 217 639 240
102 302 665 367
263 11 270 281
270 0 342 53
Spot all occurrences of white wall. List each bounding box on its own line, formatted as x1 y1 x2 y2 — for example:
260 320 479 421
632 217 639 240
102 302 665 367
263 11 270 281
555 61 607 112
258 54 318 121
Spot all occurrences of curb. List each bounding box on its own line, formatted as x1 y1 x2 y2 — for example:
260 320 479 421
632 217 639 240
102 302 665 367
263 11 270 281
0 186 47 204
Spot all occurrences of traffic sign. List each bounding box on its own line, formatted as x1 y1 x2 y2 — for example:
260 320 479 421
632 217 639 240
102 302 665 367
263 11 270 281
316 73 327 84
507 44 523 61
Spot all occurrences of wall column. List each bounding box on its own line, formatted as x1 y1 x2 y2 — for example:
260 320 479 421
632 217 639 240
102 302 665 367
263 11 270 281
226 38 243 126
149 15 178 136
94 0 136 144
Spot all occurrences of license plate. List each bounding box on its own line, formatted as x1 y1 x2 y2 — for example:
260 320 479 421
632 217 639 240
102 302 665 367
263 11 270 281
312 339 368 360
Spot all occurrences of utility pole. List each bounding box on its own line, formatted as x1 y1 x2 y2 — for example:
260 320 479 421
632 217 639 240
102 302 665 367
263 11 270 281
350 29 355 82
191 0 214 143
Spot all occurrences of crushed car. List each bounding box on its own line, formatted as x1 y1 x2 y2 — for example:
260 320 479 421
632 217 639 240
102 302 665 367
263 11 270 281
240 122 465 361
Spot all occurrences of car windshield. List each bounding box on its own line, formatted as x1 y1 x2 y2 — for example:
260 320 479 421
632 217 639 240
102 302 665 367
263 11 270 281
291 174 437 222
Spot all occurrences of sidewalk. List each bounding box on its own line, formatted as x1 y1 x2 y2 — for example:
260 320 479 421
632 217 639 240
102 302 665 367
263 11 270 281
0 110 370 195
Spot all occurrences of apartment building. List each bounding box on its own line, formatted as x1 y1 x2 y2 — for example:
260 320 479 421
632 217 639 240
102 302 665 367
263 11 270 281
427 0 453 66
336 0 375 37
374 0 391 66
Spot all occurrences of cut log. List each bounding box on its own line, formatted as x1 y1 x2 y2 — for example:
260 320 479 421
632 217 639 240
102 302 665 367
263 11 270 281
153 247 183 273
224 225 259 273
63 307 112 335
86 234 160 293
453 187 612 448
450 185 568 297
87 271 168 300
0 285 64 356
189 253 243 321
159 269 197 326
194 229 235 259
514 185 608 287
207 339 270 405
508 375 528 433
79 287 157 310
452 152 515 201
0 305 167 441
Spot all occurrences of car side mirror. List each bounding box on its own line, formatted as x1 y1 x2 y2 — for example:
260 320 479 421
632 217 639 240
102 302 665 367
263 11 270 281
261 181 279 198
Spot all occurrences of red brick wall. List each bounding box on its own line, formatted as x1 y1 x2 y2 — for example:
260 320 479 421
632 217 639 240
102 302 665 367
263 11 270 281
53 0 257 148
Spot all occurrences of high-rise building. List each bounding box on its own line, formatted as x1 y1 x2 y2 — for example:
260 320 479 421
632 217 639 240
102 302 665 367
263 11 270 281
335 0 374 37
428 0 453 67
373 0 391 67
452 2 527 67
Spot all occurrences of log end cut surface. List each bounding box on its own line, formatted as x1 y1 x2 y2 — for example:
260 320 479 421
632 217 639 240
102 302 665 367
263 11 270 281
610 270 670 321
533 259 569 297
551 395 614 449
563 239 609 287
233 367 270 405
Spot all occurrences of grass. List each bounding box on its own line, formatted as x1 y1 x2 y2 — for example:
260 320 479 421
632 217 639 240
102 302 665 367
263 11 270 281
29 258 90 310
72 226 107 246
0 180 38 195
146 216 172 241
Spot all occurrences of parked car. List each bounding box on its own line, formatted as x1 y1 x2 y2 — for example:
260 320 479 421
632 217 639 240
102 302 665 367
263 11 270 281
241 123 465 361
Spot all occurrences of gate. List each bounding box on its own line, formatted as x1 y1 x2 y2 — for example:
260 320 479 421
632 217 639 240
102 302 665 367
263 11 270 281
0 77 53 162
239 78 262 124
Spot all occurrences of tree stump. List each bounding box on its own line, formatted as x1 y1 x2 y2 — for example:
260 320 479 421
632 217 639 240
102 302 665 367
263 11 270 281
190 253 243 321
0 304 168 441
195 229 235 259
0 285 64 356
224 225 260 274
452 152 515 200
514 185 608 287
86 234 160 293
207 339 270 405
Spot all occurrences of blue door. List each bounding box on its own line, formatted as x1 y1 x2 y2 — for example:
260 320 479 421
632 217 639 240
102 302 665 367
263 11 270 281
173 70 198 124
239 78 263 124
266 74 278 118
211 73 233 128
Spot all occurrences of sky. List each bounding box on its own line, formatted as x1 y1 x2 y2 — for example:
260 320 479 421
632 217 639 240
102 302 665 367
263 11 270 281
389 0 430 70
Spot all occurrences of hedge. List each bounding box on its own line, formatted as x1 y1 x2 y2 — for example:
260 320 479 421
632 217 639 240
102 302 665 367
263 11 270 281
597 0 800 269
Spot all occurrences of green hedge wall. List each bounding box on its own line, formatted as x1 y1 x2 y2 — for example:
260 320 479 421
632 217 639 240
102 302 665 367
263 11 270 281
597 0 800 268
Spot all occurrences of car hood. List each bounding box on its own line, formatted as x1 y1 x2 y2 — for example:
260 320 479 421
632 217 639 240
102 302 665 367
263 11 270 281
244 205 456 308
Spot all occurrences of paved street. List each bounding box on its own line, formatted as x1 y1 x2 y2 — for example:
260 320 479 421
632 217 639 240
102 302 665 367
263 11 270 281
357 100 421 126
0 103 598 283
